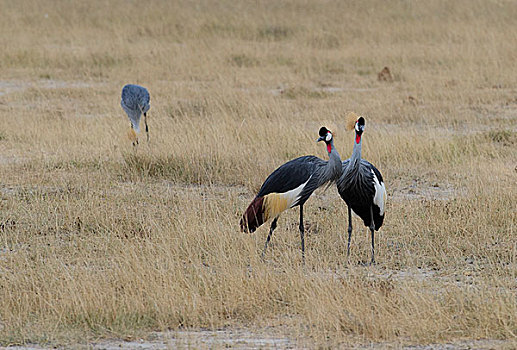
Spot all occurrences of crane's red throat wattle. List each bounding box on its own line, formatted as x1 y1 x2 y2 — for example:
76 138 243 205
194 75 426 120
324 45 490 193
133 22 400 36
327 144 332 153
355 134 361 144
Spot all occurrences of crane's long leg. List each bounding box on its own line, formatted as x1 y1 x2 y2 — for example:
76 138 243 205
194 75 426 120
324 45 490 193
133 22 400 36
369 206 375 264
347 205 353 258
299 204 305 262
262 217 278 259
131 124 139 147
144 113 149 142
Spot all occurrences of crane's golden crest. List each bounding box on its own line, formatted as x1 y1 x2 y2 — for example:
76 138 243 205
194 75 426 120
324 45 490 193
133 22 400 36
345 112 359 131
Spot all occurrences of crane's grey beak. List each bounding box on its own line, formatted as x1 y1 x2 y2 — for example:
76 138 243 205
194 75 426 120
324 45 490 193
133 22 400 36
316 136 325 142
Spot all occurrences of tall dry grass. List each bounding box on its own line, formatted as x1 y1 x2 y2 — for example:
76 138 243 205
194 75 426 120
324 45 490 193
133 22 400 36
0 0 516 347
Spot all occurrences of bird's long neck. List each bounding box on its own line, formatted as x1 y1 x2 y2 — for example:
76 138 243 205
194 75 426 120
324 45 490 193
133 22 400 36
318 139 342 186
347 132 363 173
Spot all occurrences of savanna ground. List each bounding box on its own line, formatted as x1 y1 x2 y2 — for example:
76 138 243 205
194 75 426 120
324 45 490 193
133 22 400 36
0 0 516 348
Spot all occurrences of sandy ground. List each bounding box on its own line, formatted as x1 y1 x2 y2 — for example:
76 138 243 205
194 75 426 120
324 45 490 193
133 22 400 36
1 330 514 350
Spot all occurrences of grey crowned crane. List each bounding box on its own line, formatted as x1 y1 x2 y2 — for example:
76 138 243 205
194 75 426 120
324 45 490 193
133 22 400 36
337 113 387 264
240 127 342 259
121 84 150 146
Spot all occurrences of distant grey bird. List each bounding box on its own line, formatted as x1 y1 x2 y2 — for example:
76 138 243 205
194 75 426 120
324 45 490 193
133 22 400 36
337 113 386 264
240 127 342 260
121 84 150 145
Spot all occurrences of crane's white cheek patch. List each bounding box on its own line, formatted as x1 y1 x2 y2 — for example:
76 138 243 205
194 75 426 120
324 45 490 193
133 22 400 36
325 133 332 142
372 171 386 216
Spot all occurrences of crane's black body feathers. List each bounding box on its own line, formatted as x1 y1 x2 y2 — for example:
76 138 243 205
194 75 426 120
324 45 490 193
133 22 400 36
338 159 384 230
240 129 342 260
257 155 326 207
241 155 338 234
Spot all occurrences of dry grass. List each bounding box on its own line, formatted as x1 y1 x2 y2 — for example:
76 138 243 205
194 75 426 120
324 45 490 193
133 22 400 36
0 0 516 347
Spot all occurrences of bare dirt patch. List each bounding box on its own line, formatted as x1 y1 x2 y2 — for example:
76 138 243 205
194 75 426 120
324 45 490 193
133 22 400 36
2 331 514 350
0 80 101 97
390 181 462 202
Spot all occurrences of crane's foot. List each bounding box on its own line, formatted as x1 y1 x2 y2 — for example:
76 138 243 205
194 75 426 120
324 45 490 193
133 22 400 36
357 259 376 267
